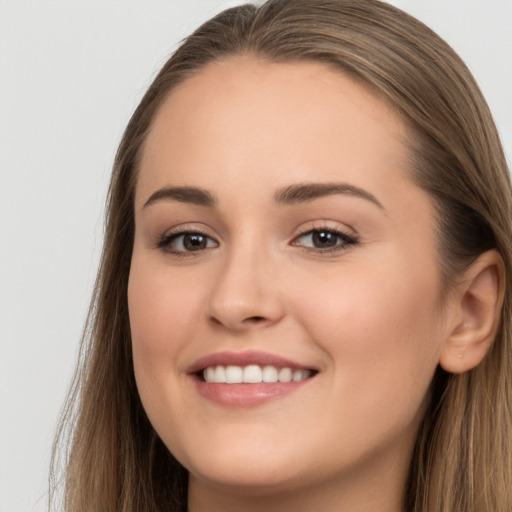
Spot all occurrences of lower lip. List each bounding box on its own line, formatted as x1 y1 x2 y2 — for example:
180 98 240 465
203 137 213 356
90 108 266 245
191 377 313 407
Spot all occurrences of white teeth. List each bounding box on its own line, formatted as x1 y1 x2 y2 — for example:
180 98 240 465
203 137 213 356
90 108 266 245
243 365 263 383
262 365 278 383
225 365 243 383
293 369 311 382
278 367 293 383
202 365 313 384
214 365 226 383
205 366 216 382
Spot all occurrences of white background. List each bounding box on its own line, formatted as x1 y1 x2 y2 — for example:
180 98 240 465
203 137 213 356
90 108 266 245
1 1 511 511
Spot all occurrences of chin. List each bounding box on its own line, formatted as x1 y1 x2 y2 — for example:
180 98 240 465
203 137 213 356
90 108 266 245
178 437 309 494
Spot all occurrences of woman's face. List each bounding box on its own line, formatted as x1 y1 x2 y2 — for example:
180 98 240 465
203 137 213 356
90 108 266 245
129 57 453 504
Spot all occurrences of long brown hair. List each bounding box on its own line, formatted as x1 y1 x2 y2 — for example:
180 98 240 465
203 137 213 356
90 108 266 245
51 1 512 510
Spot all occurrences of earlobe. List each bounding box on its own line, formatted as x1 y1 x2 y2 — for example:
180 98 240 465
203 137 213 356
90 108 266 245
439 250 505 374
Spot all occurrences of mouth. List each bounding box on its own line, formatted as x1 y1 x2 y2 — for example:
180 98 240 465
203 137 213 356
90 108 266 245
187 351 318 407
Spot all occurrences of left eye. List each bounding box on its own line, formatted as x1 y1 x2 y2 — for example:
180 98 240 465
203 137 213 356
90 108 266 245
293 229 357 251
158 232 218 253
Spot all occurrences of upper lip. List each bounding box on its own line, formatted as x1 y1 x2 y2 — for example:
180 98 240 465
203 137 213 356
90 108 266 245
187 350 316 375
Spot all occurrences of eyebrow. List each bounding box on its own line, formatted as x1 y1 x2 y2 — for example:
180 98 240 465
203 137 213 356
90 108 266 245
274 182 385 209
143 186 216 209
142 182 384 210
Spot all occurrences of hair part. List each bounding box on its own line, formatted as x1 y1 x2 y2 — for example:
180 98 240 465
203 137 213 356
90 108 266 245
51 1 512 511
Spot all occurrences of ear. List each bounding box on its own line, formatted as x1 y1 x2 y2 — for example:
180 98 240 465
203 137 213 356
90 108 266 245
440 250 505 374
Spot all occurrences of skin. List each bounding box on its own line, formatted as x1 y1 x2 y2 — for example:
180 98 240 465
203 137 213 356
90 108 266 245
128 56 475 512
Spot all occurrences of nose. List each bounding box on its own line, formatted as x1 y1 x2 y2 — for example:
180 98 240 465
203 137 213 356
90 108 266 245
207 244 286 332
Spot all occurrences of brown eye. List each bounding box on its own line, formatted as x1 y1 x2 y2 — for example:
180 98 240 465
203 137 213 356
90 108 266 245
182 233 209 251
293 228 358 252
311 231 339 248
158 231 218 254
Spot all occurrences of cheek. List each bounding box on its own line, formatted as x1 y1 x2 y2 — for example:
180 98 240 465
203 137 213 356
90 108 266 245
290 259 444 415
129 256 203 342
127 258 214 451
127 259 206 391
294 254 441 342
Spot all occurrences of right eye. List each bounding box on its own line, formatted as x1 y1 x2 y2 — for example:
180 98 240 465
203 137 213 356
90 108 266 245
158 231 219 255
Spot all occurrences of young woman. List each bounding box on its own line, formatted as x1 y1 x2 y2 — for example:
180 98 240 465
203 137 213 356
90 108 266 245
51 1 512 511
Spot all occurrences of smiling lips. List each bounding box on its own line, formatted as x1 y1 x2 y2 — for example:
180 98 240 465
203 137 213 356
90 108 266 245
188 351 317 407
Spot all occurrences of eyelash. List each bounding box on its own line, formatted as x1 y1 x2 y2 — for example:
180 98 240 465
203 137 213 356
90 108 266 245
157 228 217 257
292 227 359 254
157 226 359 257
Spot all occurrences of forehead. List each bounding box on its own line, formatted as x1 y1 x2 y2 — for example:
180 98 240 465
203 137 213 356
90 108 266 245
137 55 412 207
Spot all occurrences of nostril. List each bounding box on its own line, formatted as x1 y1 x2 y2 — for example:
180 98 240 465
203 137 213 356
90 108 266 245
208 314 270 330
245 316 266 323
